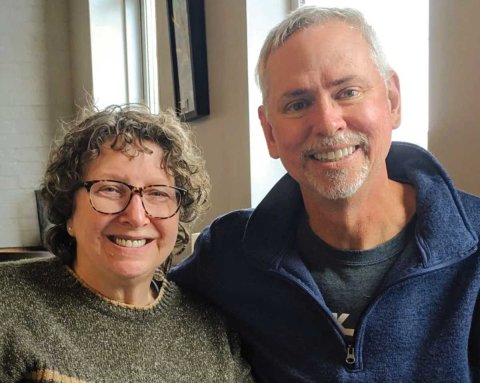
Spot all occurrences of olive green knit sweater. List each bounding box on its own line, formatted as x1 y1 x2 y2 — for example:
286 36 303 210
0 257 253 383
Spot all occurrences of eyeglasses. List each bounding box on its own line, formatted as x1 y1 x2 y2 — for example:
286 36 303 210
80 179 187 219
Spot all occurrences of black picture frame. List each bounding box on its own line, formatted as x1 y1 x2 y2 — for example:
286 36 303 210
167 0 209 121
34 190 50 249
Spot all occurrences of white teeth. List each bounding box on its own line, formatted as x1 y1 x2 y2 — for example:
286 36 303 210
114 237 147 248
313 146 355 162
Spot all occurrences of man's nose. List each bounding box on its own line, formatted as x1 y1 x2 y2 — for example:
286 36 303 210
310 97 346 136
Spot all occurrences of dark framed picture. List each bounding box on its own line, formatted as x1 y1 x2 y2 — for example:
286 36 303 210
35 190 50 249
167 0 209 121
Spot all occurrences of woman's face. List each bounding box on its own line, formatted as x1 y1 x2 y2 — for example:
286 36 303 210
67 140 179 288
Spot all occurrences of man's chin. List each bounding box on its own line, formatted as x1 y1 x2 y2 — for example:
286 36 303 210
305 171 368 201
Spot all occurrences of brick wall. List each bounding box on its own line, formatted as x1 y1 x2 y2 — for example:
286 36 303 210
0 0 73 247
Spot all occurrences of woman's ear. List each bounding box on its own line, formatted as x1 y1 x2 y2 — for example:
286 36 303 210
66 218 74 237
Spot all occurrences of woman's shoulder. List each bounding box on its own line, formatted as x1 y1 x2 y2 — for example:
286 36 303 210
0 257 63 301
0 256 56 277
159 279 253 382
164 279 224 318
158 278 235 344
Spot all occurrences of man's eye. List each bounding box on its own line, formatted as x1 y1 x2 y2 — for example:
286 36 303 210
337 88 360 99
285 100 310 113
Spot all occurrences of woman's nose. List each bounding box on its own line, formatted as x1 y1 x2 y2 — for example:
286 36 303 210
119 193 150 226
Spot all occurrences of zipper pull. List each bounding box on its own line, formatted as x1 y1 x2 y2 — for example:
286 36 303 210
346 344 356 365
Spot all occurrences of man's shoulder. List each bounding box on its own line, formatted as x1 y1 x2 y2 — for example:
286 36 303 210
206 208 254 238
206 175 300 236
458 189 480 206
169 209 255 288
213 208 254 224
458 190 480 230
193 209 254 262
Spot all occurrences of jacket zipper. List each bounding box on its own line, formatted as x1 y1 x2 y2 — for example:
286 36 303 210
346 344 356 365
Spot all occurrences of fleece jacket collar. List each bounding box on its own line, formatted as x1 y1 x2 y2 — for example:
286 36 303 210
243 142 478 275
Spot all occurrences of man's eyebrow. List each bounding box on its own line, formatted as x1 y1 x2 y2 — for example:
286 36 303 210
278 76 359 101
279 88 312 101
328 75 357 87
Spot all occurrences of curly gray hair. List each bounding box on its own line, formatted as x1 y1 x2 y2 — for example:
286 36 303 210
256 6 392 102
41 104 210 272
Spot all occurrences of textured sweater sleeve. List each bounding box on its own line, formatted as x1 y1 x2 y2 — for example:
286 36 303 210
0 262 33 381
225 324 255 383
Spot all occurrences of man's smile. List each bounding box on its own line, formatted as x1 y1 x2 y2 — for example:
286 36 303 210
310 145 357 162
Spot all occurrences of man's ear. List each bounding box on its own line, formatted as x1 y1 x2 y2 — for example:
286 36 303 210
387 71 401 130
258 105 280 159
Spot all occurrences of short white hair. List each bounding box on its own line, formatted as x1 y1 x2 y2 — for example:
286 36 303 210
256 6 392 101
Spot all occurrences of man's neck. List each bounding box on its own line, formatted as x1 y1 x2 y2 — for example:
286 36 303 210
302 180 416 250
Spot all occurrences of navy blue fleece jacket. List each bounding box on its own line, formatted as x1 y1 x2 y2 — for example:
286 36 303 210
170 142 480 382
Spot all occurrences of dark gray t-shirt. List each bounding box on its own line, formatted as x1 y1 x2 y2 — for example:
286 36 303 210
297 212 416 342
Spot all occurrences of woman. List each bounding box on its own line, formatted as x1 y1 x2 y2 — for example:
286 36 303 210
0 105 252 382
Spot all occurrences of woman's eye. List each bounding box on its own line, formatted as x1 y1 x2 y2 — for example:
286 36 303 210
149 190 168 198
101 186 120 193
96 185 124 197
146 188 174 201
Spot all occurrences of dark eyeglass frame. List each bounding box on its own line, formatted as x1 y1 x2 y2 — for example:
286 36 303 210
80 179 187 219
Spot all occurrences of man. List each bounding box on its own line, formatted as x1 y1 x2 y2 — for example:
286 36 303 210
170 6 480 382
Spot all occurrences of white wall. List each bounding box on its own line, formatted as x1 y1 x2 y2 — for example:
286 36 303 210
0 0 73 247
429 0 480 196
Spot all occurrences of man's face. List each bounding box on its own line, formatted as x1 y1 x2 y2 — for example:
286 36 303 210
258 21 401 201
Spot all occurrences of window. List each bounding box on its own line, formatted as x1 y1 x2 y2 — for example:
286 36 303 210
89 0 159 111
140 0 159 113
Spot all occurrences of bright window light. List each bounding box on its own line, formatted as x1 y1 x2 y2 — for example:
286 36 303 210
89 0 159 112
141 0 160 113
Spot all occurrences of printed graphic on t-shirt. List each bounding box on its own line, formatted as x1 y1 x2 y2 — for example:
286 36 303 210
332 312 355 337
